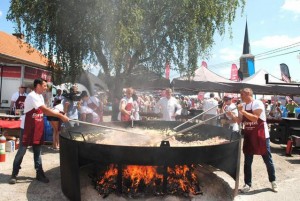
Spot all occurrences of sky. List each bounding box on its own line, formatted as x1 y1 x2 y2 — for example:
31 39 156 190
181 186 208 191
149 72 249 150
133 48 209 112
1 0 300 81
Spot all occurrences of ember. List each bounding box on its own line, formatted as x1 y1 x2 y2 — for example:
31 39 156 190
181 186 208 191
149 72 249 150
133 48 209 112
93 164 202 198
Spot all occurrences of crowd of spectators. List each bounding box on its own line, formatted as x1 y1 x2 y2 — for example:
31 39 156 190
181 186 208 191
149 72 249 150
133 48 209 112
263 99 299 119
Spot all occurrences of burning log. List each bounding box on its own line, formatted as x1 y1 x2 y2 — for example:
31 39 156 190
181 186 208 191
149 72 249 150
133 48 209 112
92 164 202 198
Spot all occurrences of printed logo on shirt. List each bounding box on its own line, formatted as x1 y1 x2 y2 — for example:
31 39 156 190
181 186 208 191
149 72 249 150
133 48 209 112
243 121 258 126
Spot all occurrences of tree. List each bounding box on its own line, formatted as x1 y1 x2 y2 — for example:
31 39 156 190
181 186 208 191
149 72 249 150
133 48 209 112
8 0 245 120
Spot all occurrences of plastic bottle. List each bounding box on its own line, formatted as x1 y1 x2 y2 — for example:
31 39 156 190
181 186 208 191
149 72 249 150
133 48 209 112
0 134 6 162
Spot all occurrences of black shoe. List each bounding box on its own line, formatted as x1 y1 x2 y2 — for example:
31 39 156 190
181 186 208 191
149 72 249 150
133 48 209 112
9 175 17 184
36 169 49 183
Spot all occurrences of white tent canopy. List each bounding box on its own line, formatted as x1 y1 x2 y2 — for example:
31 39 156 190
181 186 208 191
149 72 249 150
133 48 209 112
176 66 235 83
242 69 285 85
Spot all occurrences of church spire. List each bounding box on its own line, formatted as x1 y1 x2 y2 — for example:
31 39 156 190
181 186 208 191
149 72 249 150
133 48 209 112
239 20 255 79
242 20 250 54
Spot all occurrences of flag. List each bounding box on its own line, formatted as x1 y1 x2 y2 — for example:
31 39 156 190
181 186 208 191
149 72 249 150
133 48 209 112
280 63 291 83
230 64 239 81
201 61 207 68
280 63 292 102
165 61 170 79
282 73 291 83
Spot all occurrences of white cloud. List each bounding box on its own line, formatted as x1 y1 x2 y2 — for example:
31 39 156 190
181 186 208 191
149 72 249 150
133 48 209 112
0 10 3 18
282 0 300 14
252 35 300 49
219 48 240 61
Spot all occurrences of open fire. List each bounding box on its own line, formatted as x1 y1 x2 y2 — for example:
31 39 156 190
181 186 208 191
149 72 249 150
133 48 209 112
93 164 202 198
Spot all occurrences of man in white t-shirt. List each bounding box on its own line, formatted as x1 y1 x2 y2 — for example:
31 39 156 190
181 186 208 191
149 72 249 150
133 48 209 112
9 78 69 185
202 93 218 125
227 88 277 193
155 88 182 121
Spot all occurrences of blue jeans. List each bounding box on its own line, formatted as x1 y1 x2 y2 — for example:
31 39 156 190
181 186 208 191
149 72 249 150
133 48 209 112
244 138 276 186
12 129 42 176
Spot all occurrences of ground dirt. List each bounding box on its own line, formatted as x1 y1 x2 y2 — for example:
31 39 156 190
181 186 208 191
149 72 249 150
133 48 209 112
1 117 300 201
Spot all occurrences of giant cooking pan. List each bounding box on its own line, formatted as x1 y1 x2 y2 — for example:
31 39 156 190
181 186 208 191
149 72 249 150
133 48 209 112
60 121 241 201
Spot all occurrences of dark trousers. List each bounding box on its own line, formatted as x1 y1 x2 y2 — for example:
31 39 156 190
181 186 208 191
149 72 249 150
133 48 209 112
12 129 42 176
244 138 276 186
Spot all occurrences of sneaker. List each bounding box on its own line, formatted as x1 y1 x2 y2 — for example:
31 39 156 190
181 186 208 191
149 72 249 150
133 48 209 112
271 181 278 192
36 169 49 183
9 175 17 184
241 184 251 193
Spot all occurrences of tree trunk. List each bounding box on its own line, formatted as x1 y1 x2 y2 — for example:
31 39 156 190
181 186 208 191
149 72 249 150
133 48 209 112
107 76 124 121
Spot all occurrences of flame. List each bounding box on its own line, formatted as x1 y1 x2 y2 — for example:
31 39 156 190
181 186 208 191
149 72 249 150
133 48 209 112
123 165 164 192
96 164 200 196
167 164 199 194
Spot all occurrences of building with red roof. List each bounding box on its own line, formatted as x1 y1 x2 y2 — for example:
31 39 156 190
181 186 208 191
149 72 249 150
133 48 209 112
0 31 52 108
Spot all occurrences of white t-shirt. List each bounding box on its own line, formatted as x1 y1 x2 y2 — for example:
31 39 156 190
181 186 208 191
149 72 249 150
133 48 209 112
243 100 269 138
225 103 239 131
203 98 218 115
21 91 44 129
156 97 182 121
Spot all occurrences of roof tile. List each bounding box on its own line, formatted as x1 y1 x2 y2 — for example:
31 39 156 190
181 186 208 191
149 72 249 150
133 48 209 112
0 31 48 67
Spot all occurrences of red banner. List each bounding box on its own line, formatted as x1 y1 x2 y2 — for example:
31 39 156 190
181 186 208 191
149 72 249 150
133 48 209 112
0 66 21 78
230 64 239 81
165 61 170 79
24 66 52 82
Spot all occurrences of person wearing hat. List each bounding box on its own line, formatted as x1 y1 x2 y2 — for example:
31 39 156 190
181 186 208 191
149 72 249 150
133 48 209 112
10 84 27 115
221 95 239 135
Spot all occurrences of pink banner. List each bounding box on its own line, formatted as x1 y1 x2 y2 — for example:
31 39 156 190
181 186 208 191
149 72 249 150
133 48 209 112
230 64 239 81
201 61 207 68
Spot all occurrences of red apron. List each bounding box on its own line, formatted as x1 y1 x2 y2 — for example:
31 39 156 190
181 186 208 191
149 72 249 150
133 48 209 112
121 103 133 121
15 94 26 109
22 108 44 146
242 102 267 155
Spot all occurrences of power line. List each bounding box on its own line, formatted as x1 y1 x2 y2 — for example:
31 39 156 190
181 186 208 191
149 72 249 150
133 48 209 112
255 41 300 57
209 41 300 68
256 49 300 61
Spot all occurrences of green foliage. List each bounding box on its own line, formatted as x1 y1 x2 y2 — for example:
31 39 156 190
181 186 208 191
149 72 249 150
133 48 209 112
7 0 245 83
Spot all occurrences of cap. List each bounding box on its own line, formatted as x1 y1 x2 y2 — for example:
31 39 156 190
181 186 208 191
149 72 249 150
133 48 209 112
223 95 232 100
